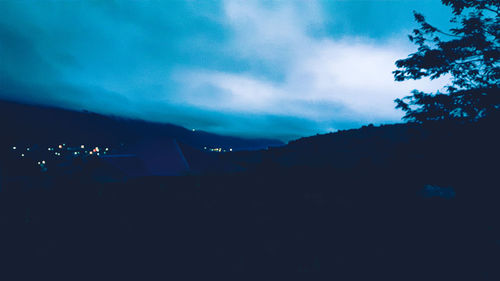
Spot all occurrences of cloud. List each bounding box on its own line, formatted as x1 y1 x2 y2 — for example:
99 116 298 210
174 0 448 138
0 0 450 141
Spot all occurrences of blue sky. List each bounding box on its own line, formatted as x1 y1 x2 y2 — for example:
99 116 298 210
0 0 452 141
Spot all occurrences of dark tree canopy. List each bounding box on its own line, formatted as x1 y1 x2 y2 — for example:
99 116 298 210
394 0 499 122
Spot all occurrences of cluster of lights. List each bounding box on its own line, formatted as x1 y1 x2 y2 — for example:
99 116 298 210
203 146 233 152
12 143 112 166
13 146 30 157
10 143 116 174
204 147 233 152
12 146 34 151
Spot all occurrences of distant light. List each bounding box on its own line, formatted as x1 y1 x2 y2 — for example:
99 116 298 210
63 143 66 146
229 148 232 152
42 160 45 164
89 151 93 155
26 147 30 151
192 129 196 132
37 162 41 165
58 145 63 149
12 146 16 150
21 154 25 157
74 152 78 155
204 147 207 150
48 148 52 151
105 148 109 151
97 153 100 156
81 145 85 149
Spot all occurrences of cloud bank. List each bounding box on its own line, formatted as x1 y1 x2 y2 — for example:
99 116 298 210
174 0 448 139
0 0 449 141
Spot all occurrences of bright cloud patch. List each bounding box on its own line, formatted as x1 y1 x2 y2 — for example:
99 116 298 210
174 0 448 138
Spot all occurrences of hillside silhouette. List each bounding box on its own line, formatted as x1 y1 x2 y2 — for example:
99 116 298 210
1 103 499 279
0 99 283 151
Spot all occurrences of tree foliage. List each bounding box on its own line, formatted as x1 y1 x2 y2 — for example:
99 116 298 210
394 0 499 122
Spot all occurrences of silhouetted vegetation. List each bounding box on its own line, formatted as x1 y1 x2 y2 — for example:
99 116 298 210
394 0 499 122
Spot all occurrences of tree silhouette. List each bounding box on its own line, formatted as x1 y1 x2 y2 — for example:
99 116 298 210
394 0 499 122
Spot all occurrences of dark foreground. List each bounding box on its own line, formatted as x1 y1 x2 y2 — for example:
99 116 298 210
1 120 499 280
1 170 499 280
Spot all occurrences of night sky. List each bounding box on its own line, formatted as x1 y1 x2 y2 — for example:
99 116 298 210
0 0 452 141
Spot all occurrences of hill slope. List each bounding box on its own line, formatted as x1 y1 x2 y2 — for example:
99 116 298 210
0 99 283 151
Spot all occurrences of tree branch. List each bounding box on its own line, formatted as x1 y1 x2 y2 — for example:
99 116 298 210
483 6 500 15
435 29 462 38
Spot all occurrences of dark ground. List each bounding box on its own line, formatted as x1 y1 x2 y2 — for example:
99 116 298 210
0 116 499 280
